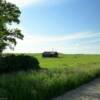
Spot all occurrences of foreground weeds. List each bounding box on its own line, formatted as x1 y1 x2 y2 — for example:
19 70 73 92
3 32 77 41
0 62 100 100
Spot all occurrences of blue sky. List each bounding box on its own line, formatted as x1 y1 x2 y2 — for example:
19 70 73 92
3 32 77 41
5 0 100 54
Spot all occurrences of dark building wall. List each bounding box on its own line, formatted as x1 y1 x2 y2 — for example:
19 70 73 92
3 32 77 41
42 52 58 57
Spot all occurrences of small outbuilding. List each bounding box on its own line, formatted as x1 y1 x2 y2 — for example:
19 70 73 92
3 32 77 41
42 51 58 57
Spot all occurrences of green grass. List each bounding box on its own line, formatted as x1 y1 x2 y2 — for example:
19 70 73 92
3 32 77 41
33 54 100 68
0 54 100 100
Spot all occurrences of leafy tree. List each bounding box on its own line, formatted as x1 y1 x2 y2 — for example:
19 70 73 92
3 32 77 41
0 0 24 53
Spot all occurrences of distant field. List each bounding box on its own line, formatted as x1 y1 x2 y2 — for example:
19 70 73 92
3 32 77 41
0 54 100 100
33 54 100 68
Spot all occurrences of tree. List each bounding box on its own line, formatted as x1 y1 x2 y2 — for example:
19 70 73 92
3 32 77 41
0 0 24 53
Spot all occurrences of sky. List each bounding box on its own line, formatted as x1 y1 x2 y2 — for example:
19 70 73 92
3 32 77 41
5 0 100 54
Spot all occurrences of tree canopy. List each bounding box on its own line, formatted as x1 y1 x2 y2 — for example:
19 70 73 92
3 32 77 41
0 0 24 53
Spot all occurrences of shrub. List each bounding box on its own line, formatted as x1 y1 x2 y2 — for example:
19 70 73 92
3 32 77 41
0 54 40 73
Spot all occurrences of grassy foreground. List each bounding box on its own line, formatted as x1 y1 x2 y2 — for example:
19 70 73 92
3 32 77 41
0 54 100 100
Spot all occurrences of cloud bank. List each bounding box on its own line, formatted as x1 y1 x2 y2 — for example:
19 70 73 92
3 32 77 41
4 31 100 54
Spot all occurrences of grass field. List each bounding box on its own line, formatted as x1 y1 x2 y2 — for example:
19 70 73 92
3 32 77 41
33 54 100 68
0 54 100 100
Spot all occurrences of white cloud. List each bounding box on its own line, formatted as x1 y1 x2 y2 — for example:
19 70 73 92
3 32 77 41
7 0 42 7
6 0 67 8
4 31 100 54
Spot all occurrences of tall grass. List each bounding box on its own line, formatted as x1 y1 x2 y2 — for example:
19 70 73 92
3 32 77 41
0 61 100 100
0 64 100 100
